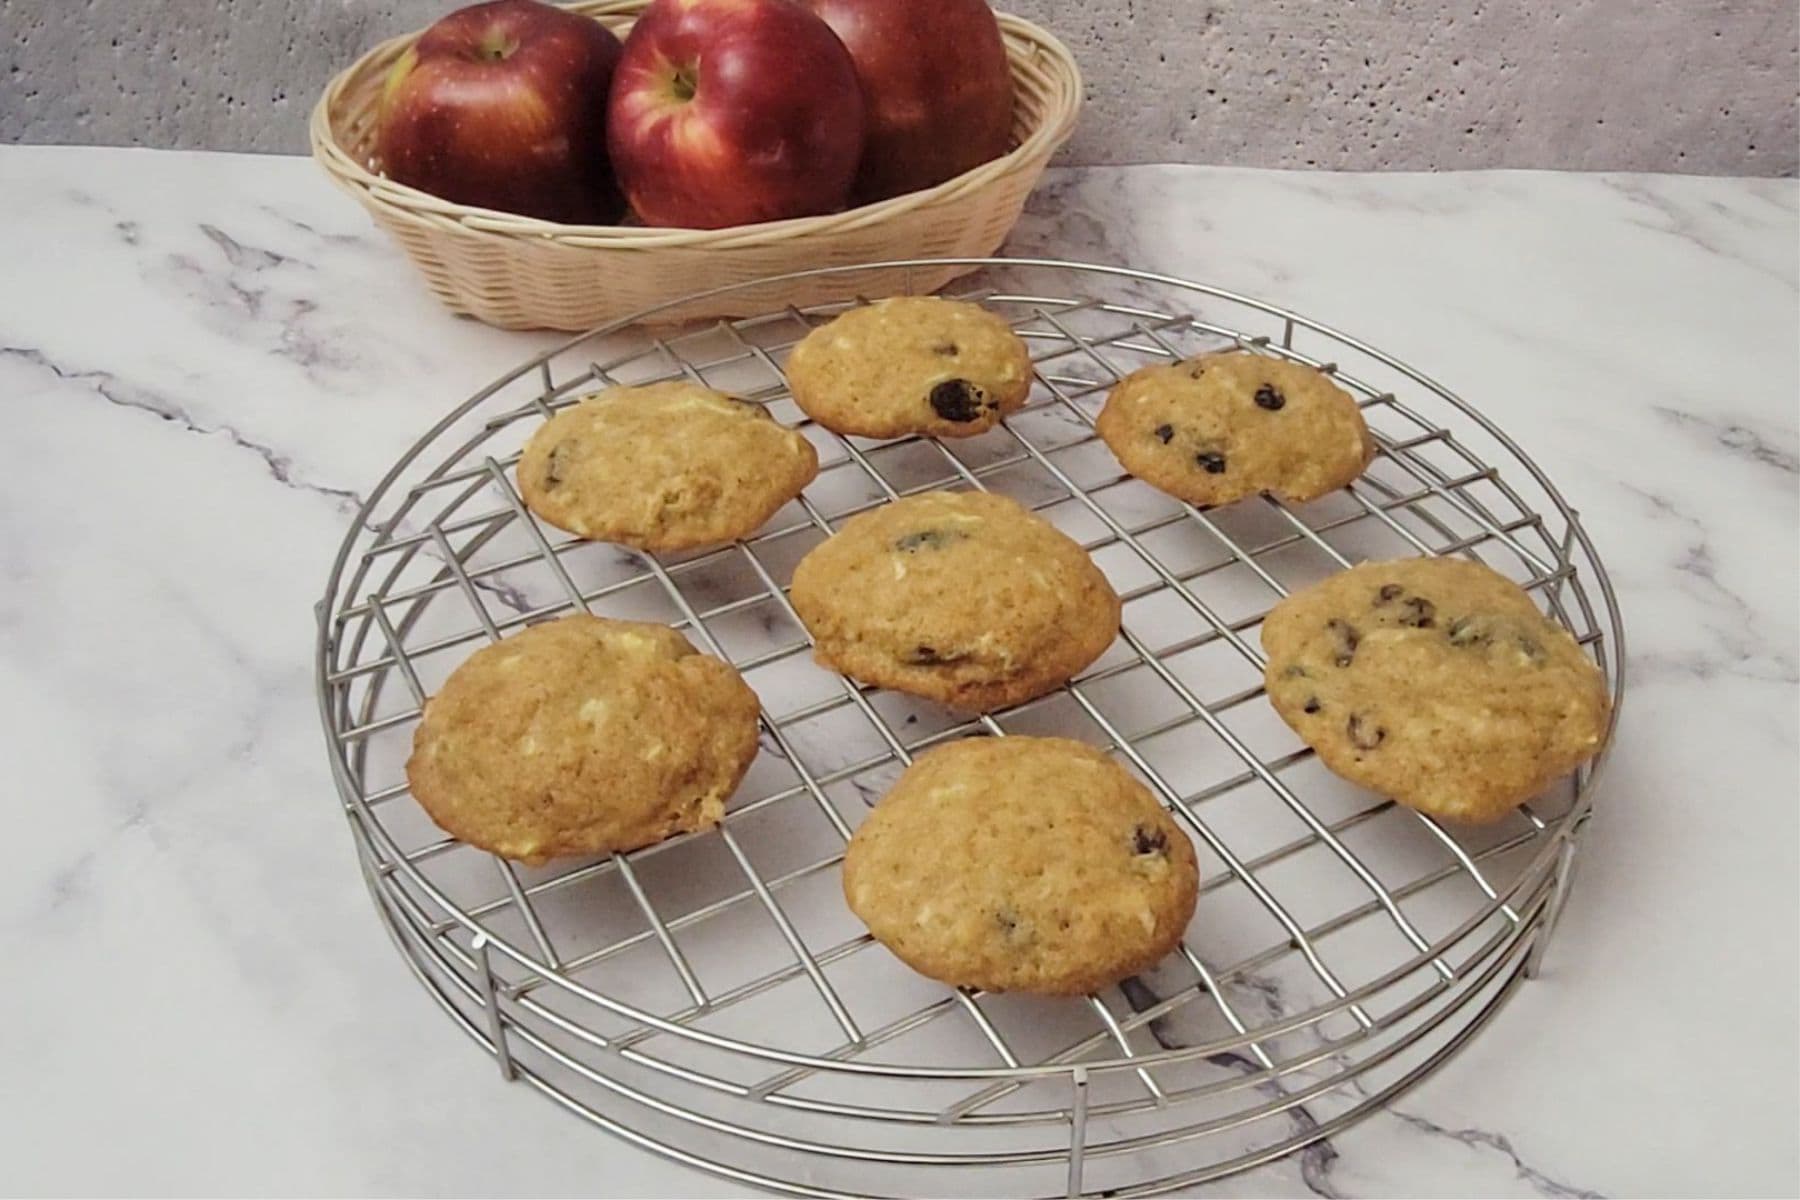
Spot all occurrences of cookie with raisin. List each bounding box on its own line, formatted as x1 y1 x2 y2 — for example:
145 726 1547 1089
1097 350 1373 507
406 615 761 865
784 296 1032 439
788 491 1120 711
519 381 817 552
843 736 1199 995
1261 557 1612 823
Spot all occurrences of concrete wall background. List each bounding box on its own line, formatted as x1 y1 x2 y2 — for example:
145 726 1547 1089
4 0 1796 175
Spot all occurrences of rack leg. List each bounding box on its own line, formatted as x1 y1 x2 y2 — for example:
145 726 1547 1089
1525 835 1581 979
474 934 517 1080
1066 1066 1089 1198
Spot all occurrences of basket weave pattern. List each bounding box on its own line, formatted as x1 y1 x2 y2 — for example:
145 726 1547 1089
310 2 1081 330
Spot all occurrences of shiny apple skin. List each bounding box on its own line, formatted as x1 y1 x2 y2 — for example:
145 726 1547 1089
607 0 866 229
376 0 624 224
807 0 1013 202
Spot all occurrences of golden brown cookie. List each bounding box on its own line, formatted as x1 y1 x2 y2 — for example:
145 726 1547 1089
405 615 761 865
518 381 818 552
1096 350 1374 507
1261 558 1611 823
844 736 1199 995
784 296 1033 439
788 491 1120 711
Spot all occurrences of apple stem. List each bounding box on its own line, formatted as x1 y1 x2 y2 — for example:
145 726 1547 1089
477 32 519 62
670 64 698 102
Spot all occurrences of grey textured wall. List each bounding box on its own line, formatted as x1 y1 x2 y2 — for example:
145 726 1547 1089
3 0 1796 175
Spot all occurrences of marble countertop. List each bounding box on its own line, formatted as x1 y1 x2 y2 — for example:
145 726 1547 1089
1 144 1794 1197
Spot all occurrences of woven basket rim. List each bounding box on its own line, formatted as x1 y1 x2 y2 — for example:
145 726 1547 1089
309 1 1080 249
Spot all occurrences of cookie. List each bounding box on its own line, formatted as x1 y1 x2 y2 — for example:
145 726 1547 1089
518 381 818 552
784 296 1033 439
1261 558 1611 823
788 491 1120 711
405 614 761 865
843 736 1199 995
1096 350 1374 507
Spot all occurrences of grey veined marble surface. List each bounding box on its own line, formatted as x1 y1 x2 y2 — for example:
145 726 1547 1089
0 144 1794 1196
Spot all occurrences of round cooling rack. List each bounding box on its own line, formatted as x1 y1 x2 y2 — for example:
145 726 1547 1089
315 258 1625 1198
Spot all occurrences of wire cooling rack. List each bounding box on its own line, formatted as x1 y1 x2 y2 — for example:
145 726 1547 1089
315 259 1624 1198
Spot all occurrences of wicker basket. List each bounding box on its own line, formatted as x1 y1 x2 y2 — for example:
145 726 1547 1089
310 2 1080 330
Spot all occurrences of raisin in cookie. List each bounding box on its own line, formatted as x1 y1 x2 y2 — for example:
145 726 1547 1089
519 381 818 552
1262 558 1611 823
844 737 1199 995
789 491 1120 711
405 615 761 865
784 296 1032 439
1097 351 1374 507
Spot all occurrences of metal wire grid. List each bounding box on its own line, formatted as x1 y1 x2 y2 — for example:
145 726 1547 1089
315 259 1623 1197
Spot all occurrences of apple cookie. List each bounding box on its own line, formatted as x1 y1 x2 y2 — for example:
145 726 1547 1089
844 736 1199 995
519 381 818 552
405 614 761 865
1261 558 1612 823
789 491 1120 712
1097 350 1374 507
784 296 1033 439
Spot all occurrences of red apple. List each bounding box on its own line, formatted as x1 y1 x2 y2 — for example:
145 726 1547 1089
806 0 1014 202
607 0 865 229
376 0 624 224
